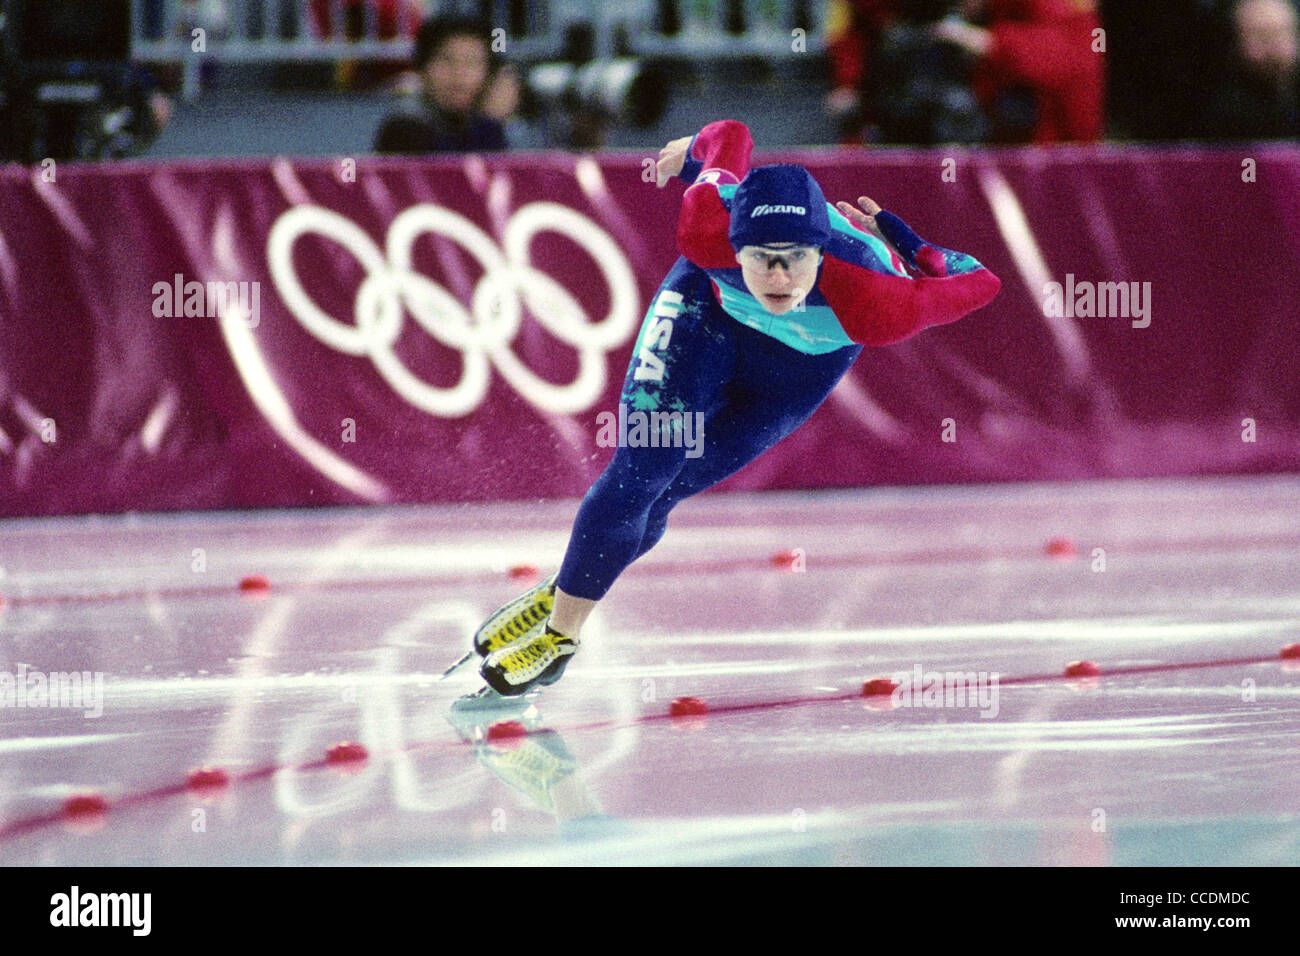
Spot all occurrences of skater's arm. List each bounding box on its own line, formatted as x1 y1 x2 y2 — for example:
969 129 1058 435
673 119 754 186
821 197 1001 346
837 196 973 278
820 263 1001 346
661 120 755 270
652 121 753 189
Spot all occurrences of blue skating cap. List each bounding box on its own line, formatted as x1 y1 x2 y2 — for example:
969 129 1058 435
728 164 832 251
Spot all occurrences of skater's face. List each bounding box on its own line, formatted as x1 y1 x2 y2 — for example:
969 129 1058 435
736 244 823 314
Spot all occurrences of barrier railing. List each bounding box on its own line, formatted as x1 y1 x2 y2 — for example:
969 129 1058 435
4 144 1298 517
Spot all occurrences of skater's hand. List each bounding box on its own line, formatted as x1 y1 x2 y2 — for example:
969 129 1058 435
836 196 883 233
656 135 693 188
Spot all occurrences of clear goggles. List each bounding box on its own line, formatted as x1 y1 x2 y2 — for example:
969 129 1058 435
737 245 821 273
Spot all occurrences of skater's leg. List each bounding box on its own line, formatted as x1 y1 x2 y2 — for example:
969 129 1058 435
549 589 597 638
482 447 695 694
552 443 693 603
629 325 863 556
545 481 680 638
553 258 738 607
550 325 859 644
480 260 735 693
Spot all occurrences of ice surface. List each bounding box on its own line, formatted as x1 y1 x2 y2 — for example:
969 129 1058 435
1 476 1297 865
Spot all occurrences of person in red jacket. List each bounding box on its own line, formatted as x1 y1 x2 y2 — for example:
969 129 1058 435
825 0 900 142
933 0 1106 143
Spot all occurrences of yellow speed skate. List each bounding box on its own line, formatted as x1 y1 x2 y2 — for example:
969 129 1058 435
481 625 579 697
472 572 558 657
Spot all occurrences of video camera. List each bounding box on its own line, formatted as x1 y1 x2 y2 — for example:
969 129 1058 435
519 25 669 149
1 0 160 162
868 1 991 144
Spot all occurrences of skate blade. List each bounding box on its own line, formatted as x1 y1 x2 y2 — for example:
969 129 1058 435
450 685 541 714
437 651 476 681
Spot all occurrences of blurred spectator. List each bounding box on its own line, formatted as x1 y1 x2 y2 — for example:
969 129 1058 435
374 16 508 154
864 0 991 145
311 0 420 41
934 0 1105 143
1201 0 1299 138
823 0 898 142
1099 1 1225 141
311 0 422 90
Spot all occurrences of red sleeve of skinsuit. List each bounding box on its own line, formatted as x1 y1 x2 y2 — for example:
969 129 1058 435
818 210 1002 347
675 120 754 270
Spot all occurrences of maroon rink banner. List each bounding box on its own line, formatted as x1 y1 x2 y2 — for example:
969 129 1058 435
1 145 1298 517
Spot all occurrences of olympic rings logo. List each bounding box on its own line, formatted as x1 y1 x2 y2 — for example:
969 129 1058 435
266 202 640 417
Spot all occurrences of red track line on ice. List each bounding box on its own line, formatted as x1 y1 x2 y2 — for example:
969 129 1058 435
559 654 1287 735
0 651 1290 846
4 530 1300 609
